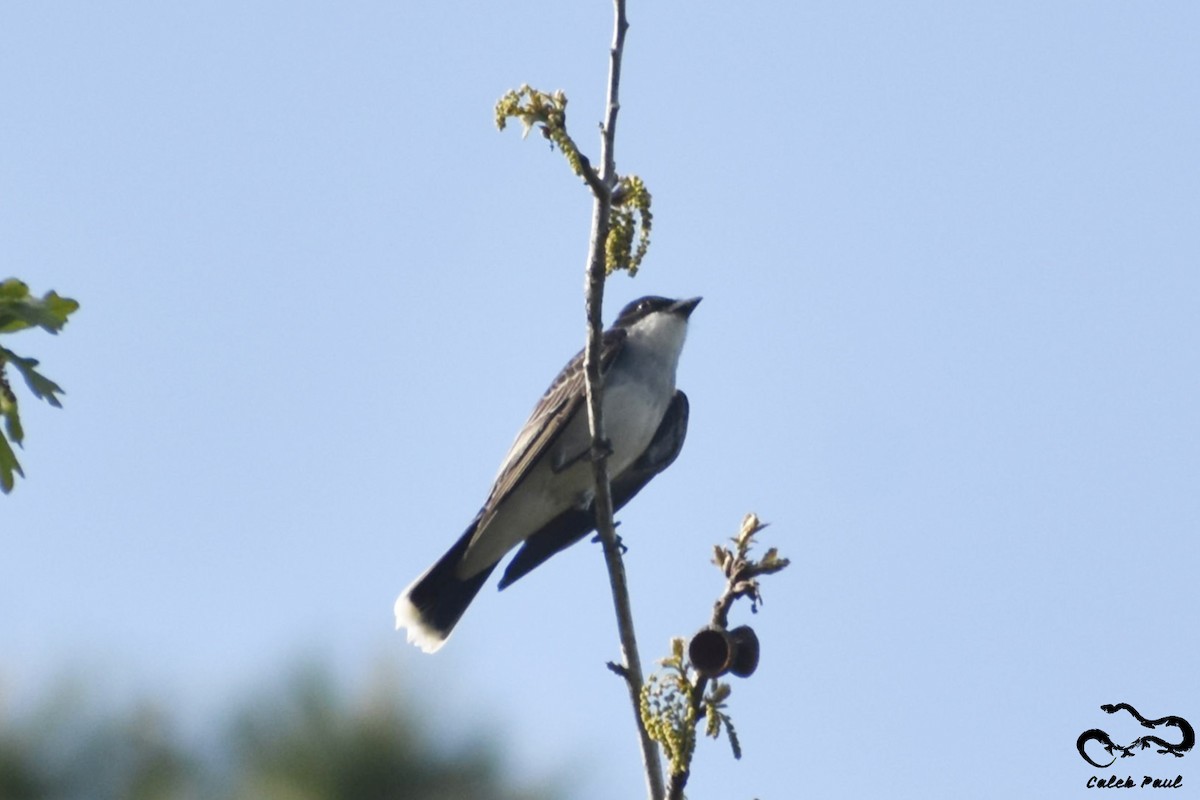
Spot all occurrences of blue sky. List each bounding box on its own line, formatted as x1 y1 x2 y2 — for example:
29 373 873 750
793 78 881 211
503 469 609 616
3 2 1198 798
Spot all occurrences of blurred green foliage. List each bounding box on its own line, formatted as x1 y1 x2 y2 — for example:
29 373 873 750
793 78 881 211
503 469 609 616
0 667 557 800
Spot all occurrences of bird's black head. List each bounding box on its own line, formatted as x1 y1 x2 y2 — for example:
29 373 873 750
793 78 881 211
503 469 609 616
613 296 702 328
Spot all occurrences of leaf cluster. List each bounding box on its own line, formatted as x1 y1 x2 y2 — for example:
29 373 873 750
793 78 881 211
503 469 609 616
0 278 80 493
607 175 652 276
640 637 697 778
495 85 584 177
640 642 742 789
495 85 653 276
711 513 791 624
702 681 741 761
642 514 789 796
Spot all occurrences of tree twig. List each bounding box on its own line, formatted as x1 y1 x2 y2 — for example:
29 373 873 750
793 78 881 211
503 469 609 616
663 515 788 800
581 2 665 800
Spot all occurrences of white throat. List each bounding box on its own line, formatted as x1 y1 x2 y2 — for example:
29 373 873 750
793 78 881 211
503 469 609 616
625 310 689 372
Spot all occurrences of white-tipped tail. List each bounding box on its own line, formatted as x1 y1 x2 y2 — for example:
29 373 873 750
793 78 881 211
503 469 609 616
394 590 449 653
393 516 497 654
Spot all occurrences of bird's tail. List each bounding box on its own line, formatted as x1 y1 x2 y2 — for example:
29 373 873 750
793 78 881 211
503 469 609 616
394 516 496 653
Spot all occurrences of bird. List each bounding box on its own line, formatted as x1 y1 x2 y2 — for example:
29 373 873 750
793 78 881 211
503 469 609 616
395 295 701 652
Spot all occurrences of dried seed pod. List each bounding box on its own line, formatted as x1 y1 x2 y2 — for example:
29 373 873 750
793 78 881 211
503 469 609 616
688 627 733 678
728 625 760 678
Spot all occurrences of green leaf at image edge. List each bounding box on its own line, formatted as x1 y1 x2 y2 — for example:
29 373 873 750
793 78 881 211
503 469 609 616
0 428 23 493
0 279 80 334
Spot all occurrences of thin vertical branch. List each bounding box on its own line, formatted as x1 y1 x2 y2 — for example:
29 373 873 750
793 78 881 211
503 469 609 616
581 1 665 799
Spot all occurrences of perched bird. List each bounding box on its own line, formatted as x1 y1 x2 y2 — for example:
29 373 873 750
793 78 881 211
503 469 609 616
395 295 701 652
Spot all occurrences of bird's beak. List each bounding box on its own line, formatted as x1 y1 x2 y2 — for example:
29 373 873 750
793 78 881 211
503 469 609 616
671 297 702 318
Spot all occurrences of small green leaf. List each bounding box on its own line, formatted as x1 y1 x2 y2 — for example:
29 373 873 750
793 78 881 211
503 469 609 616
0 348 67 408
721 712 742 760
707 681 731 705
2 400 23 445
705 704 721 738
0 279 80 334
0 424 23 493
0 361 19 441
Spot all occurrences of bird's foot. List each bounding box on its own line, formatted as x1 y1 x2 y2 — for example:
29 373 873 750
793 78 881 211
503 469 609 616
590 438 614 461
590 531 627 554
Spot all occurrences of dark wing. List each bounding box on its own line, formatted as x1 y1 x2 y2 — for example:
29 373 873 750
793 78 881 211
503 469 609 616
479 326 628 517
497 390 689 589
